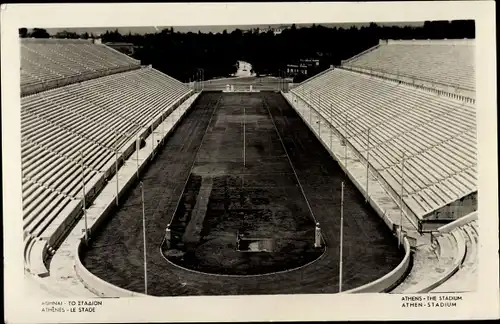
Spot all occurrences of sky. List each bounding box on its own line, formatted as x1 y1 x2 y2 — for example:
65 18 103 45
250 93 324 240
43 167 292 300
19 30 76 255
44 22 425 36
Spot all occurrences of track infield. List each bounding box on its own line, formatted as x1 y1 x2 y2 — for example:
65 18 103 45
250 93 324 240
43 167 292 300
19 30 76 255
164 93 323 275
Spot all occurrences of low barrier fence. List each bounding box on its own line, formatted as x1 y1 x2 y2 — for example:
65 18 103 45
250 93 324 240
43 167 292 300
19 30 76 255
344 237 411 293
192 80 292 92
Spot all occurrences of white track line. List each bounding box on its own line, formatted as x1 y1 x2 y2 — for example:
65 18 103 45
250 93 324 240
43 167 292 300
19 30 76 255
168 95 222 226
263 97 318 224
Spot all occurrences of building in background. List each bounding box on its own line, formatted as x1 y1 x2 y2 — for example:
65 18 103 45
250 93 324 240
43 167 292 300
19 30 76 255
104 42 136 55
259 25 291 35
286 58 320 77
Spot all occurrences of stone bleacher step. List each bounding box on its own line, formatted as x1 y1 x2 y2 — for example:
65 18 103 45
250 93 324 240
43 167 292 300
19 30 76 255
431 226 477 292
398 232 462 293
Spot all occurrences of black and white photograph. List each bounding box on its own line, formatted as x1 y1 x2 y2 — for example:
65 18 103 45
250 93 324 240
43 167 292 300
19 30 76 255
2 2 498 323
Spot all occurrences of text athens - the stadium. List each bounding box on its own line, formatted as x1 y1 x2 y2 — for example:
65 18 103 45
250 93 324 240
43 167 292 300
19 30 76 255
21 27 477 297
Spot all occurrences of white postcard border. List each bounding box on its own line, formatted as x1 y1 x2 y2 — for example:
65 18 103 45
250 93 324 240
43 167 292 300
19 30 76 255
2 2 498 322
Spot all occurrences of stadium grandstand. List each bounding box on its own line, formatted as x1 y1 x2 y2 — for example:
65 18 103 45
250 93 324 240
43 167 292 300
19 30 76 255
21 38 142 96
341 39 476 101
287 38 477 293
290 39 477 232
21 36 478 297
21 38 193 277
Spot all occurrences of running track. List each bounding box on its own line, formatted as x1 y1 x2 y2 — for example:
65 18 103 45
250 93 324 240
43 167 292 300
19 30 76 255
82 92 403 296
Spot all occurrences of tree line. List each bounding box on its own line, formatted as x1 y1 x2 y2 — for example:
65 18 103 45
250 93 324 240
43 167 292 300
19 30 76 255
19 28 95 40
20 20 474 82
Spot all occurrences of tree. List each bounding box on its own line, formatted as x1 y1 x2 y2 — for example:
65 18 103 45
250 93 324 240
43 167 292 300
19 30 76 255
30 28 50 38
120 20 474 81
293 72 308 83
55 30 79 39
19 28 28 38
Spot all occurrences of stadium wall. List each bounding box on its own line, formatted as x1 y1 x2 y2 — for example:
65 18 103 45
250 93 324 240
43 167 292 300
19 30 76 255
76 236 147 297
344 237 411 293
74 92 201 297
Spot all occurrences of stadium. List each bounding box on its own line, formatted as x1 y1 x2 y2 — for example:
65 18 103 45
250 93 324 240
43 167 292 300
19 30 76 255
20 31 477 297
